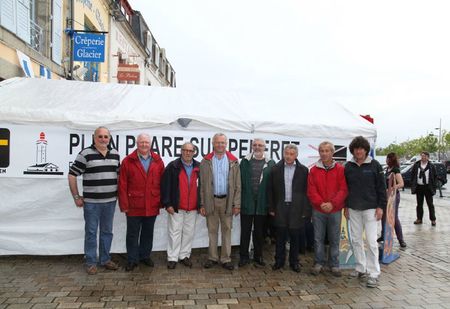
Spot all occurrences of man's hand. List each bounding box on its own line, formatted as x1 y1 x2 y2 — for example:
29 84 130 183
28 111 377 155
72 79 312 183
232 207 240 216
320 202 333 213
166 206 175 215
199 207 206 217
74 198 84 208
269 211 275 217
375 208 383 221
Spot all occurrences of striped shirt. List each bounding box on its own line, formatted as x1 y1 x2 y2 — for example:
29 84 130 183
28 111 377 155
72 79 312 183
69 145 120 203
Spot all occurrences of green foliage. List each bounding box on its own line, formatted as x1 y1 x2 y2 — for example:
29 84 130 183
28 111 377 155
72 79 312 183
377 132 448 158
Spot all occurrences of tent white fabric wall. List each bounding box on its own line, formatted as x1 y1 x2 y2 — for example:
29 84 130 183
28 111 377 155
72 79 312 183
0 78 377 255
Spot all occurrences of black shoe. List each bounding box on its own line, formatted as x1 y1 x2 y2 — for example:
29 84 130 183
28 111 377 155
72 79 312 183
253 257 266 267
272 263 283 271
414 219 422 225
167 261 177 269
377 237 383 242
238 259 249 267
290 264 301 273
203 260 218 269
222 262 234 270
431 221 436 226
140 258 154 267
125 262 137 272
399 240 407 248
180 257 192 268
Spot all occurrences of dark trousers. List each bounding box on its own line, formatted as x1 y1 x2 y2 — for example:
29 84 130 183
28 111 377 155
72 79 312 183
299 218 314 252
126 216 157 264
264 214 276 240
416 185 436 221
381 191 404 241
275 227 300 266
240 214 266 261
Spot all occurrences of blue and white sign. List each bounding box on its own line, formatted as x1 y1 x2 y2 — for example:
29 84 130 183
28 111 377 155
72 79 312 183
73 32 105 62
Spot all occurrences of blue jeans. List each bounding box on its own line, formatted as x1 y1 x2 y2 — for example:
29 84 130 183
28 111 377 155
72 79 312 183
83 201 116 266
312 209 341 268
126 216 157 264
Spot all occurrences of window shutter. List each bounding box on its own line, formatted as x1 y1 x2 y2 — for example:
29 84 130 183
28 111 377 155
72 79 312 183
0 0 16 33
155 46 160 68
52 0 63 64
16 0 30 44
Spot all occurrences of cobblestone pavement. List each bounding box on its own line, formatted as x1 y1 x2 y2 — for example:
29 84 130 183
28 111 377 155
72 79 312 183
1 187 449 308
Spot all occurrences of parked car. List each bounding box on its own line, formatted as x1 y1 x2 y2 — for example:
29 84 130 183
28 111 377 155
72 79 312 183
445 160 450 173
401 162 447 188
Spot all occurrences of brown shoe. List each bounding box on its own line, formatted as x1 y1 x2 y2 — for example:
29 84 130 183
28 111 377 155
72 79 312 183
413 219 422 225
180 257 193 268
103 260 119 271
86 265 97 275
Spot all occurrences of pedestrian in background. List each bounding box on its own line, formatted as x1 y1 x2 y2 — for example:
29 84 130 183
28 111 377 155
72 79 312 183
411 151 437 226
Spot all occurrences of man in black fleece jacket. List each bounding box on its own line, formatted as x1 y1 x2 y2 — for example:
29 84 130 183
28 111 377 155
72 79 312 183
344 136 386 288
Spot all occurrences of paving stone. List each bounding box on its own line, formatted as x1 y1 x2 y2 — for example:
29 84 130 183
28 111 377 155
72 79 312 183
55 303 82 309
31 304 58 309
0 193 450 309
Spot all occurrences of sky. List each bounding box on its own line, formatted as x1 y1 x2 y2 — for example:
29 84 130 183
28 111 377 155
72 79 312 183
131 0 449 147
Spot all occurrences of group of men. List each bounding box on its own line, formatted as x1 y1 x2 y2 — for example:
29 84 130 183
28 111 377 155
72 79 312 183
69 127 387 288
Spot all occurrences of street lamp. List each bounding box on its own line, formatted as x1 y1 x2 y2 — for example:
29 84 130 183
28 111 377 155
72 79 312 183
435 118 442 161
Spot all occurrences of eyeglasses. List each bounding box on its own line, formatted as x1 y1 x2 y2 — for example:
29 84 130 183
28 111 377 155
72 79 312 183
182 149 194 153
253 144 265 147
97 135 110 139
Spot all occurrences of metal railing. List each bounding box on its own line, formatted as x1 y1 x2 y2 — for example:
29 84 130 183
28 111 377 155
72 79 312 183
30 19 43 54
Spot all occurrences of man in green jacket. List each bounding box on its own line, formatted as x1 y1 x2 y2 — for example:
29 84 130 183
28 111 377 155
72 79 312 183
239 138 275 267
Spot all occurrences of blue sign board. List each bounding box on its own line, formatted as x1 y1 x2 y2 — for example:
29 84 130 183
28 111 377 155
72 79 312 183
73 32 105 62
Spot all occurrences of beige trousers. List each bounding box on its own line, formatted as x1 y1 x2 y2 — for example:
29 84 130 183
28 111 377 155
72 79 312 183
206 197 233 263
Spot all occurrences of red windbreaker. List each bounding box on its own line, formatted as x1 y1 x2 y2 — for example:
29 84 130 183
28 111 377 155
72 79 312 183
307 161 348 214
118 150 165 216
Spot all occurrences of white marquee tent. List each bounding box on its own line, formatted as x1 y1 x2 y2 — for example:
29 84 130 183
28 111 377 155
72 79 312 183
0 77 376 255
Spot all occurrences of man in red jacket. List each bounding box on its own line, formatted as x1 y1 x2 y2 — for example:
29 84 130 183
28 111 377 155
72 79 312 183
307 141 348 277
118 133 165 271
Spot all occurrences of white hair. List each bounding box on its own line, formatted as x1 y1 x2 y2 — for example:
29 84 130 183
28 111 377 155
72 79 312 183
137 133 151 142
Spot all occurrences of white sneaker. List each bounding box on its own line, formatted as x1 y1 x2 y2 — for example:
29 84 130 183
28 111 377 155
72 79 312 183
331 267 342 277
348 270 367 279
367 276 378 288
310 264 322 276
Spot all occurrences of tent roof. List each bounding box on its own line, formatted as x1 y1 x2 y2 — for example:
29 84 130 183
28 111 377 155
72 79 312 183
0 77 376 139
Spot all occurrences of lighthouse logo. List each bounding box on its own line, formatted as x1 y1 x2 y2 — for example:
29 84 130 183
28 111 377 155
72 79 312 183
23 132 63 175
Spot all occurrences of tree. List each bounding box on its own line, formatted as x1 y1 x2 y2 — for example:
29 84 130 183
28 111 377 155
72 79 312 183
377 133 442 159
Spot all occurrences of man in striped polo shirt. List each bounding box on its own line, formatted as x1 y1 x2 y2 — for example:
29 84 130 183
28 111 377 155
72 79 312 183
68 126 120 275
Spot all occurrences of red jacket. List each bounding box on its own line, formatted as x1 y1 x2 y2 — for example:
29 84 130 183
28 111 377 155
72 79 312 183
161 158 200 212
307 161 348 214
118 150 165 216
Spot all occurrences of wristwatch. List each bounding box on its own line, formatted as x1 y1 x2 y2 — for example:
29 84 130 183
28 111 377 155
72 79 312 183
73 194 82 200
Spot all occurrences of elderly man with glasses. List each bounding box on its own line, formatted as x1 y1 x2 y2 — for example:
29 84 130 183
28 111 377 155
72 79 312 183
69 126 121 275
161 142 201 269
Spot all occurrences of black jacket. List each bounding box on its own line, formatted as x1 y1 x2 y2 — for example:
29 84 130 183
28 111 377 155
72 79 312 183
344 157 387 211
161 158 201 212
267 159 311 228
410 160 437 195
